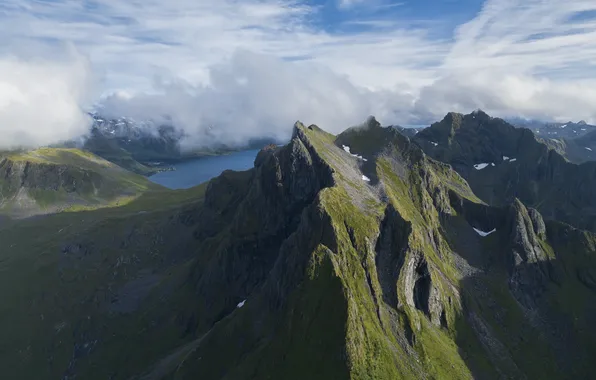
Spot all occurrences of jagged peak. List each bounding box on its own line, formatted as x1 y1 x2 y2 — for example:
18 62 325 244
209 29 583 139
365 115 381 129
291 120 306 139
470 109 491 118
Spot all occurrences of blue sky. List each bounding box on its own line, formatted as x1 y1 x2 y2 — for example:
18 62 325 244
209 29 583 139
312 0 481 34
1 0 596 149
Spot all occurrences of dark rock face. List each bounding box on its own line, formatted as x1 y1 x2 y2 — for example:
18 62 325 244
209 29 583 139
414 111 596 232
375 205 412 309
505 200 551 307
0 159 102 194
188 124 336 330
412 257 431 315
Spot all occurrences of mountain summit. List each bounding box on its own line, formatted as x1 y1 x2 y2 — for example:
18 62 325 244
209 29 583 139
413 111 596 232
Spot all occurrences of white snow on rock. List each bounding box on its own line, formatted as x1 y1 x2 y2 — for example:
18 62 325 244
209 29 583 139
474 163 490 170
509 158 517 162
491 163 495 166
430 141 438 147
362 175 371 182
582 128 587 131
503 156 510 161
342 145 368 161
561 124 567 128
237 300 246 308
586 147 593 151
473 227 496 237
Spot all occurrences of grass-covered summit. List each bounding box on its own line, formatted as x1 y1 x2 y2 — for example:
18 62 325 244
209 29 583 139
0 147 163 217
2 120 596 379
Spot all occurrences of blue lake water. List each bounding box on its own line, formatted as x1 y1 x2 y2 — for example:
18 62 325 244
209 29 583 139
149 149 260 189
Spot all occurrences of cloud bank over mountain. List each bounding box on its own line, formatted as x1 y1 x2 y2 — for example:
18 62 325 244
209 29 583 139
0 49 94 149
1 0 596 149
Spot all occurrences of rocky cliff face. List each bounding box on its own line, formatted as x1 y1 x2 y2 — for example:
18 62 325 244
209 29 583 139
413 110 596 232
2 120 596 380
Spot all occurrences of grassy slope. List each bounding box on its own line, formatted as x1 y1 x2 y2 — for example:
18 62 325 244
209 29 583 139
81 135 161 175
0 148 163 216
0 183 208 379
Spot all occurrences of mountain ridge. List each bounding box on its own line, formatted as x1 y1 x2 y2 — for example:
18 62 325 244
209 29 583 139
413 110 596 232
1 117 595 379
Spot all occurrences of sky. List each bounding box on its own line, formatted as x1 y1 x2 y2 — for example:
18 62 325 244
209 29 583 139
1 0 596 148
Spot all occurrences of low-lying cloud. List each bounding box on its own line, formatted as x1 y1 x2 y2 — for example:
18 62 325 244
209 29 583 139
0 51 94 149
99 50 406 149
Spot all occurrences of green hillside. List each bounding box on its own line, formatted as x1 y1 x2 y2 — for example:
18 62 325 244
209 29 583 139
0 148 164 217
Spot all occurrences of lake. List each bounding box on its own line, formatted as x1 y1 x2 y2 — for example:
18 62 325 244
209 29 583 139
149 149 260 189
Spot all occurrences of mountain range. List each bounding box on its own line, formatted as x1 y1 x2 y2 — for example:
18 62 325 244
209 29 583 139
1 112 595 379
72 114 279 175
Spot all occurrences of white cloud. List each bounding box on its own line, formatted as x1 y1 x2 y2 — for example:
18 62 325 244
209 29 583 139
1 0 596 150
0 49 94 149
337 0 367 9
99 50 406 148
426 0 596 122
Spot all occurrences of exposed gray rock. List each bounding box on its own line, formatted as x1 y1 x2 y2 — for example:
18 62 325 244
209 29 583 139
506 199 551 308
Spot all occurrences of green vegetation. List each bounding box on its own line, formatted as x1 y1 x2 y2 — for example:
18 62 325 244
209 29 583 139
1 118 596 379
0 147 163 217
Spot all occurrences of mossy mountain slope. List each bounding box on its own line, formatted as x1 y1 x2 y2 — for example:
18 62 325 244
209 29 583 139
0 148 162 217
413 111 596 232
149 121 596 379
2 121 596 379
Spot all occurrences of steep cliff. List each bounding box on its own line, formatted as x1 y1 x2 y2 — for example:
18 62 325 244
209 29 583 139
413 111 596 232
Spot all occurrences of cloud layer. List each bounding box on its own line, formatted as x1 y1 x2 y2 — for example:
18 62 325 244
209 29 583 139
1 0 596 149
0 50 94 149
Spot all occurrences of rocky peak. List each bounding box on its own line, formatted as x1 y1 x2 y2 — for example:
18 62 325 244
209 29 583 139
505 199 552 307
364 115 382 129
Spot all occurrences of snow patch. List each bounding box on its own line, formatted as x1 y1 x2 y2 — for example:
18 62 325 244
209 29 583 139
342 145 368 162
586 147 593 151
509 158 517 162
491 163 495 166
561 124 567 128
430 141 438 147
582 128 587 131
503 156 510 161
237 300 246 308
362 175 371 182
474 163 490 170
473 227 496 237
